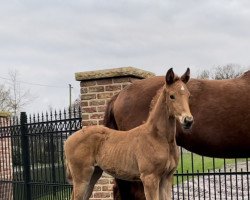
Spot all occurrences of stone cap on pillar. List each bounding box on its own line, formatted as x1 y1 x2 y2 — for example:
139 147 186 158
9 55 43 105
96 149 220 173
75 67 155 81
0 111 11 118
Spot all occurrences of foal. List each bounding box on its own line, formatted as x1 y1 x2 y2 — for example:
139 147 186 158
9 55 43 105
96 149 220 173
64 68 193 200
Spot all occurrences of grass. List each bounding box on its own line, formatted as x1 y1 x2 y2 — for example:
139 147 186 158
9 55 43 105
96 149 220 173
173 151 243 185
36 188 72 200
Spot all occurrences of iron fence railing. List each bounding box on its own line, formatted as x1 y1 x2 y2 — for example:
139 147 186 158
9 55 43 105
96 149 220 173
0 108 81 200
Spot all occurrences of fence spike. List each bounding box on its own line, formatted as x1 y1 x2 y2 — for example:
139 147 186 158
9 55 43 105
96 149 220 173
59 110 62 120
45 111 49 121
37 113 40 122
50 110 53 120
54 110 57 121
63 109 67 119
41 112 44 122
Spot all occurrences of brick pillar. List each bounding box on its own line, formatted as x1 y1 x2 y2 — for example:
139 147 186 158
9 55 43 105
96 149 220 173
0 112 13 200
75 67 155 200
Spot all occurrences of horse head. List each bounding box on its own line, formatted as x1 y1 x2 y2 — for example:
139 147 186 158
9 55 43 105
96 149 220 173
165 68 194 130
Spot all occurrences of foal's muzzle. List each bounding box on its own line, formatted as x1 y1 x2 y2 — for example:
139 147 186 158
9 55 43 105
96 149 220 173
183 116 194 129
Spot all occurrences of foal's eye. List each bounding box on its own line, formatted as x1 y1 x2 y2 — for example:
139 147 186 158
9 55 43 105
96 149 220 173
170 95 175 100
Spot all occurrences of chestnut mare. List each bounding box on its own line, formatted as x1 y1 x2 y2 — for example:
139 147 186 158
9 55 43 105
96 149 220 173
64 68 193 200
103 70 250 200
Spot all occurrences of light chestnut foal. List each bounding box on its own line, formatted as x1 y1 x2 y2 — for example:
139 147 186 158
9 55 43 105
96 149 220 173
64 68 193 200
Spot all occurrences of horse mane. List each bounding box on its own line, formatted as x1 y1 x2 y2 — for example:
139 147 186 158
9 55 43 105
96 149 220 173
149 87 164 113
103 93 119 129
241 70 250 79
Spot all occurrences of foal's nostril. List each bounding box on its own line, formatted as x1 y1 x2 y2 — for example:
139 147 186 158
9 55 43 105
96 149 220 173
184 116 194 129
184 116 193 122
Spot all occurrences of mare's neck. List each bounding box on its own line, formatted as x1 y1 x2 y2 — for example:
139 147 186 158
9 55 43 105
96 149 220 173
146 89 176 142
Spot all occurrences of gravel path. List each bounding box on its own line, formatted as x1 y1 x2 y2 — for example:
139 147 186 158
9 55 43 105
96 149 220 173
173 162 250 199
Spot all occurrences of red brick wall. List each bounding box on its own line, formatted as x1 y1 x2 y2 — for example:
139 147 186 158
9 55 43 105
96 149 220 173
90 174 115 200
81 77 138 126
0 117 13 200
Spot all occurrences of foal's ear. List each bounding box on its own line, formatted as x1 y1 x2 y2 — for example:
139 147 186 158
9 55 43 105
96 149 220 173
181 68 190 83
166 68 175 85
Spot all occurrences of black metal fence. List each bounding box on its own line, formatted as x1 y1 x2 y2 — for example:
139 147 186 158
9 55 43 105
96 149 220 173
173 149 250 199
0 108 81 200
0 108 250 200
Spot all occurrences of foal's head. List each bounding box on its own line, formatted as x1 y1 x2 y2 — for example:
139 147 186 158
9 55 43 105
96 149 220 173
164 68 193 130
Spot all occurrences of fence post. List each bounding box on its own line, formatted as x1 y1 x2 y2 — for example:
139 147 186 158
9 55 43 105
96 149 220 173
50 134 56 196
20 112 32 200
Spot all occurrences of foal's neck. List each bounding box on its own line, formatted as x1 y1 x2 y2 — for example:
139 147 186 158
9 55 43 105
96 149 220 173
146 88 176 142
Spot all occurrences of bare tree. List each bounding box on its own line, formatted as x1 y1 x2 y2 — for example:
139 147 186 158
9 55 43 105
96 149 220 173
197 64 245 80
197 69 210 79
72 96 81 110
0 70 35 116
211 64 244 80
0 85 12 112
9 70 35 116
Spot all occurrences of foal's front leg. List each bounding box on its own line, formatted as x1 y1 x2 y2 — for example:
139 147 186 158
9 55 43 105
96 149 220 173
160 175 174 200
140 174 160 200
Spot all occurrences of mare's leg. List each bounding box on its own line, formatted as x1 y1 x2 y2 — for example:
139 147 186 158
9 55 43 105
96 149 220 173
115 179 133 200
140 174 160 200
84 166 103 199
115 180 146 200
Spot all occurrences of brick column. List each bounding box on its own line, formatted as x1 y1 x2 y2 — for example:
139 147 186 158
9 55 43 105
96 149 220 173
75 67 155 200
0 112 13 200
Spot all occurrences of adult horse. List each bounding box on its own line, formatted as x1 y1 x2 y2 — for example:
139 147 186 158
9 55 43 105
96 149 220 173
104 70 250 200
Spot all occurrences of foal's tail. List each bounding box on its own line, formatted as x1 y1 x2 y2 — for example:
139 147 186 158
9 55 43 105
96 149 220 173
65 158 72 184
103 93 119 129
64 144 73 184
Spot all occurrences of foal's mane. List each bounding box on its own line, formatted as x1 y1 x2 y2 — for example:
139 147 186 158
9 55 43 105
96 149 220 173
149 87 164 113
141 87 164 124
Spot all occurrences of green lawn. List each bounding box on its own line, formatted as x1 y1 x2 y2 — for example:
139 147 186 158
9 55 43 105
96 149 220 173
36 188 72 200
174 151 243 184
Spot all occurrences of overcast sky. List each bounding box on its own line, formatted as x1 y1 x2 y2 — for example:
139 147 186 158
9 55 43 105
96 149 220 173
0 0 250 114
